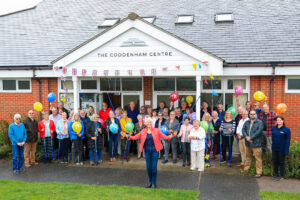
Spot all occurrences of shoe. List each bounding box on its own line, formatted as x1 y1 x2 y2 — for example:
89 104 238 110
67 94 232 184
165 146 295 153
277 176 283 181
31 161 38 165
162 160 168 164
272 175 278 180
240 169 247 174
25 164 31 168
76 163 80 166
190 168 196 171
173 159 177 164
113 157 117 161
110 158 113 162
151 184 157 189
220 160 226 164
255 174 262 178
145 183 152 188
90 161 95 166
19 168 25 173
198 169 204 172
236 164 244 168
182 163 186 167
80 162 83 165
13 170 19 175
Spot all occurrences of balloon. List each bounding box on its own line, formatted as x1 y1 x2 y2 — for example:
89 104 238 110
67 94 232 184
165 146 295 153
47 92 56 103
33 102 43 112
234 86 243 97
254 91 266 101
170 91 179 102
72 122 82 133
98 118 104 126
276 103 287 114
186 96 193 104
125 122 134 131
228 107 237 116
190 112 197 121
160 125 169 136
109 123 119 133
200 121 208 131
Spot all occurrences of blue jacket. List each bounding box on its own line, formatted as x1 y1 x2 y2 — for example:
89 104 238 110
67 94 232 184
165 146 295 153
272 125 291 155
56 119 71 139
8 123 27 145
69 121 85 140
127 108 139 124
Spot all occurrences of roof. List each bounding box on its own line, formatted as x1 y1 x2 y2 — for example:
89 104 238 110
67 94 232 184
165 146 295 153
1 0 300 66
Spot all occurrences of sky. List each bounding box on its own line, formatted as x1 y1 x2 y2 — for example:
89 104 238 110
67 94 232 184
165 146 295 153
0 0 42 16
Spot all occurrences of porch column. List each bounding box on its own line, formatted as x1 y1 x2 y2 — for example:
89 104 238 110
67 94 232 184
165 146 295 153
72 76 79 114
196 75 201 120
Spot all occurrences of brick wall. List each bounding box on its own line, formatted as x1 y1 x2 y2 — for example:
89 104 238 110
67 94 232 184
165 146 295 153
0 78 58 122
143 77 153 107
250 76 300 139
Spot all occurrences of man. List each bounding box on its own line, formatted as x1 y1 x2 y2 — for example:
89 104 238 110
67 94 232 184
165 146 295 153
163 108 169 120
216 104 225 121
140 106 147 118
253 101 262 116
58 101 69 119
236 110 249 168
180 101 187 115
157 101 166 113
49 107 62 150
80 110 91 159
99 102 112 151
201 101 210 119
9 114 27 174
175 107 183 123
259 104 277 152
242 110 264 178
23 110 39 167
127 101 139 124
235 106 244 138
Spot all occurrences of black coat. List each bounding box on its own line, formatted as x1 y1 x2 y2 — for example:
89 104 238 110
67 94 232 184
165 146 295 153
23 117 38 142
86 121 103 150
105 118 121 135
154 118 166 128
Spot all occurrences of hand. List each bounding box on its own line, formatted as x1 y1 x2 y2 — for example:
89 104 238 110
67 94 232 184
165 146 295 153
17 142 22 146
41 129 44 132
78 134 82 137
249 139 253 143
177 134 180 138
98 128 102 133
50 130 53 134
21 142 25 146
219 128 222 132
228 128 232 133
59 132 62 136
246 136 251 142
237 135 242 140
169 134 173 139
91 137 96 140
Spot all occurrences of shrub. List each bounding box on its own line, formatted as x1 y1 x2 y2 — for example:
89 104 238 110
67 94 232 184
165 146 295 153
0 120 10 146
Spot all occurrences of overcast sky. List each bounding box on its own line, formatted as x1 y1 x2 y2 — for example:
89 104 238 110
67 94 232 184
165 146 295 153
0 0 42 16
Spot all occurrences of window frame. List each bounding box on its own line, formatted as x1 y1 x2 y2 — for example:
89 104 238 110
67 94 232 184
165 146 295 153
285 76 300 93
98 18 120 27
175 15 194 24
80 79 98 91
215 13 234 23
0 79 31 93
142 16 156 24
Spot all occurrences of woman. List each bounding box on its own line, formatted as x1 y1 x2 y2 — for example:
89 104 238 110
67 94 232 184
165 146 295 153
146 107 152 118
202 112 213 156
180 101 187 115
120 110 133 161
155 112 166 158
272 116 291 180
69 113 85 165
121 117 173 188
189 120 206 171
115 107 123 156
151 109 158 128
86 114 104 165
211 111 221 160
178 117 193 167
106 110 120 162
56 112 71 163
219 110 236 164
163 108 169 120
87 106 95 120
134 114 146 159
38 112 56 163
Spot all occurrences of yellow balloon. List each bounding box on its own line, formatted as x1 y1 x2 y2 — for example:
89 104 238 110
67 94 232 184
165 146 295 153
186 96 193 104
254 91 266 101
33 102 43 112
72 122 82 133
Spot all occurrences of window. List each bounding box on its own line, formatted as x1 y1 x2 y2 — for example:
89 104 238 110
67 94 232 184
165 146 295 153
142 16 156 24
154 78 175 91
81 80 97 90
3 80 16 90
98 18 120 27
18 80 30 90
176 15 194 24
61 80 73 90
176 78 196 91
100 78 120 91
227 79 246 90
122 78 142 91
1 79 31 92
202 79 222 90
285 77 300 93
215 13 234 22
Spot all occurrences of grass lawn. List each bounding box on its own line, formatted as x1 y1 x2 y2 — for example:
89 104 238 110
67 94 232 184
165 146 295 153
0 180 199 200
260 191 300 200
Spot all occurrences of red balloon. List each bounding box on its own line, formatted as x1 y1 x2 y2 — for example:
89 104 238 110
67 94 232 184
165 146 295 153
170 91 179 102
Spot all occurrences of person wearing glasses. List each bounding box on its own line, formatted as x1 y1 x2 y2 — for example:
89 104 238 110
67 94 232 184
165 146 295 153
155 112 166 158
241 110 264 178
23 110 39 167
9 114 27 174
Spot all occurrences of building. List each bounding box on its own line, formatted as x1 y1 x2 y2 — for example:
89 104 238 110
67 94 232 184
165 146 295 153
0 0 299 139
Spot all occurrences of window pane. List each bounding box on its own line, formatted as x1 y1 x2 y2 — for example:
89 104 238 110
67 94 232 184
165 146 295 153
3 80 16 90
80 93 97 113
177 78 196 91
228 79 246 89
100 78 120 91
122 78 142 91
123 95 140 110
157 95 172 109
203 79 221 90
18 80 30 90
201 93 223 111
288 79 300 90
59 93 73 111
225 93 248 111
61 80 73 90
154 78 175 91
81 80 97 90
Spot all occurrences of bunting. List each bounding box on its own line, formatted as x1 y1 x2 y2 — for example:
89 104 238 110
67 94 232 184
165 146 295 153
60 76 66 82
115 70 120 77
204 78 208 85
176 65 180 70
128 70 132 76
162 67 168 71
210 73 214 80
212 90 218 96
82 69 87 76
151 68 156 76
62 67 67 74
92 70 97 77
54 66 59 71
72 68 77 76
140 69 145 76
198 64 202 69
204 61 208 64
192 64 197 71
104 70 108 76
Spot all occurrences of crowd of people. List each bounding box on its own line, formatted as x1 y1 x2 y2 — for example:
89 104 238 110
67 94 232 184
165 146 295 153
8 99 291 184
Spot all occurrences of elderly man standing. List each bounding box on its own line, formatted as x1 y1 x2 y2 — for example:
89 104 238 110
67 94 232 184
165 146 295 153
236 110 249 168
242 110 264 178
259 104 277 153
23 110 39 167
127 101 139 124
9 114 27 174
217 104 225 121
49 107 62 151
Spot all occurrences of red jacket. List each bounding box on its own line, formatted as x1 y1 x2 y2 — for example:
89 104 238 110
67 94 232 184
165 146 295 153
38 120 56 138
99 108 112 128
129 128 170 152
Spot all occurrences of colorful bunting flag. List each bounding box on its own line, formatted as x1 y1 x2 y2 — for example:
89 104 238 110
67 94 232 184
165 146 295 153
151 68 156 76
162 67 168 71
82 69 87 76
92 70 97 77
212 91 218 96
204 78 208 85
62 67 67 74
54 66 59 71
192 64 197 71
128 70 132 76
115 70 120 77
140 69 145 76
60 76 66 82
176 65 180 70
198 64 202 69
204 61 208 64
210 73 214 80
104 70 108 76
72 68 77 76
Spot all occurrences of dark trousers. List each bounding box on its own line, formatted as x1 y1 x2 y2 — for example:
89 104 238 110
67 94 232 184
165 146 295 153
222 135 234 161
145 146 159 184
109 134 118 158
12 145 24 170
273 150 286 177
121 138 130 158
73 138 83 163
42 137 53 160
164 137 178 161
181 142 190 165
83 137 89 160
59 138 70 161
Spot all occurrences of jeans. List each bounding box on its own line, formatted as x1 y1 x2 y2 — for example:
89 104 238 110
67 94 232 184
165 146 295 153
109 134 118 158
221 135 234 161
273 150 286 177
12 145 24 170
59 138 70 161
121 138 130 158
89 148 102 161
73 138 83 163
181 142 190 165
145 146 159 184
164 137 178 161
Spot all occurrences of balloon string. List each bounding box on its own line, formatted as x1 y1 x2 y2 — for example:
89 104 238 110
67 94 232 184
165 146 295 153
107 93 116 117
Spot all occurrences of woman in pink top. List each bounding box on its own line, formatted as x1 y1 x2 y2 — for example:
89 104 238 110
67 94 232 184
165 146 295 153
178 117 193 167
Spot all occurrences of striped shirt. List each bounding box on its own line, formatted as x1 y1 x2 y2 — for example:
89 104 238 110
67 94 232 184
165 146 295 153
220 120 236 136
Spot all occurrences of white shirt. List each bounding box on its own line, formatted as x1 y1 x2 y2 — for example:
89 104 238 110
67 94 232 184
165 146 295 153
236 118 249 136
189 127 206 151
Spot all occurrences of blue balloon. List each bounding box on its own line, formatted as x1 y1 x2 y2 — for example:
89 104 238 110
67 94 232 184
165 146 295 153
160 125 169 136
183 114 188 120
109 123 119 134
47 92 56 103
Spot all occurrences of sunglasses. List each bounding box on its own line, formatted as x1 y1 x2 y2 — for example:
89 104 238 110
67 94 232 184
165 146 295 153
15 118 21 120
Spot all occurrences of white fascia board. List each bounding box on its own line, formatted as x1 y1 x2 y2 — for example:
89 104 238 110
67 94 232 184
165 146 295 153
224 66 300 76
0 70 57 78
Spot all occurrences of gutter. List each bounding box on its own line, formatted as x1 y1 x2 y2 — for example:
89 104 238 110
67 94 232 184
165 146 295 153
0 65 52 70
269 63 276 111
224 61 300 67
32 68 43 120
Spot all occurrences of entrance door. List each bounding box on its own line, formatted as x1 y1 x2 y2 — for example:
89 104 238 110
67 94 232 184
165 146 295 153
102 93 121 109
122 94 141 110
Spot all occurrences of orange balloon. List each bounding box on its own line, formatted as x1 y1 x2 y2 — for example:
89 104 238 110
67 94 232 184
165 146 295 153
276 103 287 114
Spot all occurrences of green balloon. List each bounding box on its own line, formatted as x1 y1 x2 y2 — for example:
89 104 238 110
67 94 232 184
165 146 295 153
228 107 237 116
200 121 208 131
125 122 134 131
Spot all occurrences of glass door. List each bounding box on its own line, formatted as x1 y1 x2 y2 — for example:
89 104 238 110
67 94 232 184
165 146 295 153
122 93 142 110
